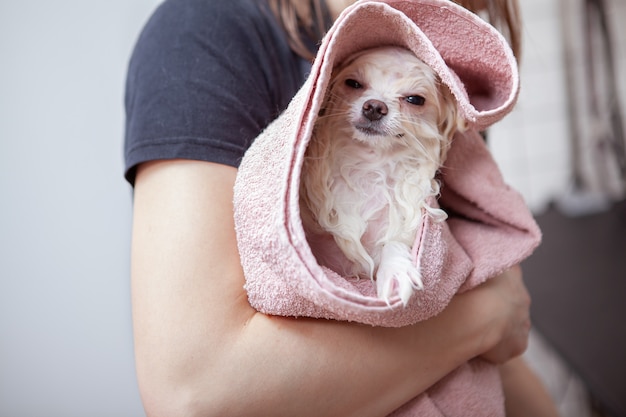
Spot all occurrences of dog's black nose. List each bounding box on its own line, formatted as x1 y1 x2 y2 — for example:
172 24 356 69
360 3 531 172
362 99 388 121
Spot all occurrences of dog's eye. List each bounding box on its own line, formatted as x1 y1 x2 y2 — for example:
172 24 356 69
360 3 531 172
345 79 363 89
406 95 426 106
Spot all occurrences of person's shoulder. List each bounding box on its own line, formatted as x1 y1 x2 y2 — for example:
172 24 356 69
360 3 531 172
146 0 276 40
157 0 266 18
132 0 288 73
128 0 289 89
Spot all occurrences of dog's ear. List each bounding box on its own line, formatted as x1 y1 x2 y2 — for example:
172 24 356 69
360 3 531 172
437 85 467 162
319 67 345 117
318 84 334 117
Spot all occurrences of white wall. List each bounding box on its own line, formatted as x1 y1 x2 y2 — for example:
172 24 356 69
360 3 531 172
0 1 160 416
489 0 626 213
488 0 572 213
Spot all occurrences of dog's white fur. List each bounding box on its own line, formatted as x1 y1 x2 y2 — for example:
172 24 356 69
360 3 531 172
300 46 466 305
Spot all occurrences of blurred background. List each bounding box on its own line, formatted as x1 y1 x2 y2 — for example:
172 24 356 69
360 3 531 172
0 0 624 416
0 1 160 416
489 1 626 416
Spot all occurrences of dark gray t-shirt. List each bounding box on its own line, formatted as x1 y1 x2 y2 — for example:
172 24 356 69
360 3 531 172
124 0 310 185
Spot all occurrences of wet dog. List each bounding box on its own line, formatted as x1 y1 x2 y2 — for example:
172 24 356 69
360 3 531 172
300 46 466 305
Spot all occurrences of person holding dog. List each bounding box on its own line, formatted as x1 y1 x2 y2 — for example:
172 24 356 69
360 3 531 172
124 0 558 415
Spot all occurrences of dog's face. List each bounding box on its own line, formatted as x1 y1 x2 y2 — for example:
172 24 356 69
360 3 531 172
321 46 464 158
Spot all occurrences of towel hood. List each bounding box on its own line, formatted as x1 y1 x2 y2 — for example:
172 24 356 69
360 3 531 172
310 0 520 131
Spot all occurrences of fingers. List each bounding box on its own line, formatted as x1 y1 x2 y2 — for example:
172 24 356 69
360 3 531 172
479 266 532 364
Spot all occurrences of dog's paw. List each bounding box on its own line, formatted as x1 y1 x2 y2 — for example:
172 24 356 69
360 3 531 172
375 242 423 306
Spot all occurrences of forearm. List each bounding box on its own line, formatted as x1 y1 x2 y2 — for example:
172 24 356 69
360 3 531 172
134 276 500 417
130 160 512 417
500 357 560 417
136 287 498 417
213 291 499 417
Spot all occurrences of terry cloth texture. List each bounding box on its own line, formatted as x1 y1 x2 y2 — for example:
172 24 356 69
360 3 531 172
233 0 542 415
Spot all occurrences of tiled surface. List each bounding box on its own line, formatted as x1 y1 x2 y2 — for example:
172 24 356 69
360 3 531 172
488 0 569 213
488 0 626 213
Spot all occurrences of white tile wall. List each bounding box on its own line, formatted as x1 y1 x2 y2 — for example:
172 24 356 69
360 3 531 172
487 0 626 214
488 0 570 213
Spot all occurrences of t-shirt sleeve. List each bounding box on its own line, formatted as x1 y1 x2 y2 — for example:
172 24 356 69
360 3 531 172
123 0 306 185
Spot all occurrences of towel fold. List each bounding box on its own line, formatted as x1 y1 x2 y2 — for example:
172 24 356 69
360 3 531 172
233 1 541 415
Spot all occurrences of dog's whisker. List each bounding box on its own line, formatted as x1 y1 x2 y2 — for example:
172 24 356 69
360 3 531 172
300 46 462 306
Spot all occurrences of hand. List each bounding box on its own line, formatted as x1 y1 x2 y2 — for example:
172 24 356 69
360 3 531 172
479 265 531 364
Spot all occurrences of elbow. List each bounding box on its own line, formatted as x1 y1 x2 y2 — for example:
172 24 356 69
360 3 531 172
136 367 223 417
138 381 200 417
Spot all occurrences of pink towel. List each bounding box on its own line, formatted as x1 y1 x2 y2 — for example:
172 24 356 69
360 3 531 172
233 0 541 415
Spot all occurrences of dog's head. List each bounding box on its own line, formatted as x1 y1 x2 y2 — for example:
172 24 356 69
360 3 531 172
320 46 466 161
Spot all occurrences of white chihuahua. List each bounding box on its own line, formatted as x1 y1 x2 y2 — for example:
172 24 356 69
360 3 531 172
300 46 466 306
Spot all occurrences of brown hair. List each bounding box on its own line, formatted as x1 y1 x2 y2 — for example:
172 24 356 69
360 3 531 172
268 0 522 62
267 0 331 61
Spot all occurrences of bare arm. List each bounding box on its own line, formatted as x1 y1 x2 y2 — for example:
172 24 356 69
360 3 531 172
501 357 561 417
130 159 530 417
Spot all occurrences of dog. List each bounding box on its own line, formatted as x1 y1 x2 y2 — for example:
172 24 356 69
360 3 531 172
300 46 466 306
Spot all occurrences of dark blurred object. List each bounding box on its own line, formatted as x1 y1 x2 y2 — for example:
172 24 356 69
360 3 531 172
523 199 626 417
